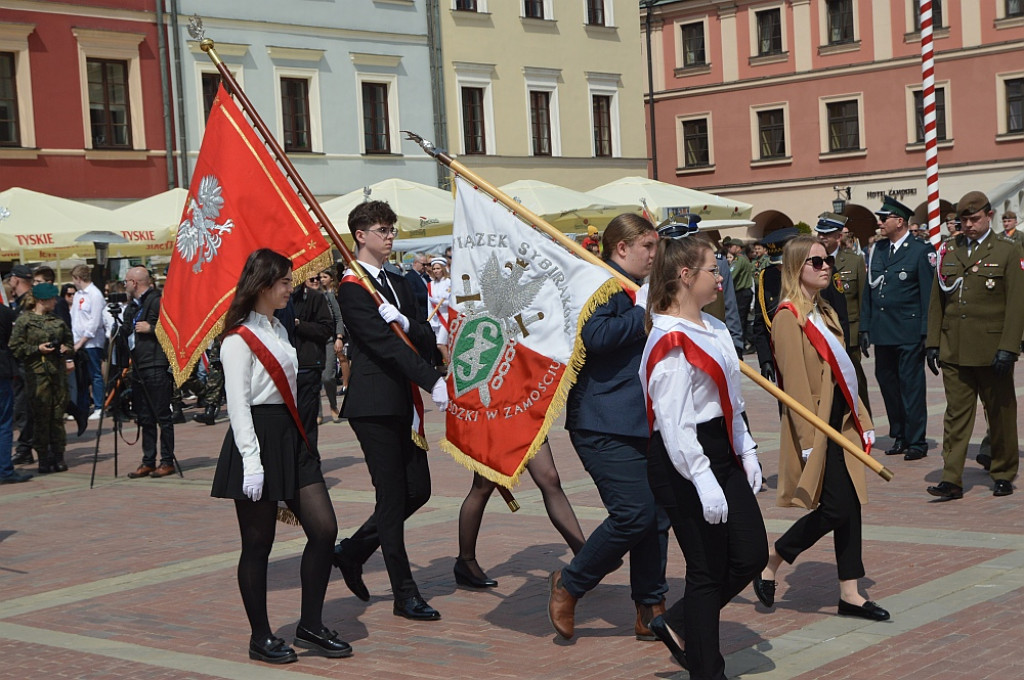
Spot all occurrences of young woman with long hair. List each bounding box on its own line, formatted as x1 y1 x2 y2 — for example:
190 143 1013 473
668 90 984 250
425 256 451 370
753 234 888 622
641 236 767 679
211 249 350 664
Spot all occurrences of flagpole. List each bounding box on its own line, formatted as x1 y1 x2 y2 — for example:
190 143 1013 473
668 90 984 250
405 132 893 482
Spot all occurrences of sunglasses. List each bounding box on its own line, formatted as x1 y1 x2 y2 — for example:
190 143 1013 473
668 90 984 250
805 255 835 271
307 277 319 283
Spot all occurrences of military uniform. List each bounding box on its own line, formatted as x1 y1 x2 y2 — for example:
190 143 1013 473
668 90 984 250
926 206 1024 494
9 310 72 472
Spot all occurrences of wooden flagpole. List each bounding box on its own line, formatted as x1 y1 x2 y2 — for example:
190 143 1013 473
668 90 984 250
405 132 893 482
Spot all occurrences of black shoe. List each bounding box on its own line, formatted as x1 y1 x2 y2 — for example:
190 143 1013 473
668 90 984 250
0 470 32 484
453 557 498 588
838 599 890 621
192 404 220 425
926 481 963 500
884 439 907 456
37 464 54 475
293 624 352 658
53 460 68 472
753 575 776 608
649 615 688 670
993 480 1014 497
903 448 927 461
171 408 186 425
11 451 34 465
248 634 297 664
332 545 369 602
394 596 441 621
977 453 992 470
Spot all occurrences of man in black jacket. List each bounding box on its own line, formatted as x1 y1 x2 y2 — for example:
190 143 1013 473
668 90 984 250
291 273 334 451
0 302 31 483
121 267 176 479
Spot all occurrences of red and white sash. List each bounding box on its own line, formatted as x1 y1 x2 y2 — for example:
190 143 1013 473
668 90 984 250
427 280 450 331
776 302 868 451
342 271 427 448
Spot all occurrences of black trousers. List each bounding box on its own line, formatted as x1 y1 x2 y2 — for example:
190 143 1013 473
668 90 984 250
133 366 174 467
774 385 865 581
296 368 321 453
735 287 753 345
648 418 767 680
873 342 927 450
344 415 431 600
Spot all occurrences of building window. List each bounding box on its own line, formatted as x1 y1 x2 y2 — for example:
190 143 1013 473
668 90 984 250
0 51 18 146
1008 78 1024 134
455 0 477 10
587 0 605 25
756 9 783 56
913 87 947 142
913 0 943 30
826 100 860 151
461 86 486 154
592 94 612 157
362 82 391 154
1010 0 1024 18
87 58 132 149
530 90 551 156
201 72 224 122
682 118 710 167
827 0 854 44
280 77 311 153
757 109 786 159
524 0 544 19
681 22 706 67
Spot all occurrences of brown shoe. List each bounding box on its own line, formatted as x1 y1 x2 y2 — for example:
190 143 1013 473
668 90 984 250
635 598 666 641
547 570 577 639
149 464 176 478
127 465 155 479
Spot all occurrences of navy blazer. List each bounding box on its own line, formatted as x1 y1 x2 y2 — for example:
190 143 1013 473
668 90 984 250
860 236 933 346
565 261 648 439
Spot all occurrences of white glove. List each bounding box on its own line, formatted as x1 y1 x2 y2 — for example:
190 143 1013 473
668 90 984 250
634 283 649 309
741 451 762 494
863 430 875 449
801 447 813 462
242 472 264 501
378 302 410 332
692 470 728 525
431 377 449 412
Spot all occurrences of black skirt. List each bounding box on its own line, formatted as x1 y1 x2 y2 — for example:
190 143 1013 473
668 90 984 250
210 404 324 501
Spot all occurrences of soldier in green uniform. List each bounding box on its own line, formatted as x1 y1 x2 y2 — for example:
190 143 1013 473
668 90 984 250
9 283 73 474
925 191 1024 500
1001 210 1024 249
815 212 871 415
192 339 223 425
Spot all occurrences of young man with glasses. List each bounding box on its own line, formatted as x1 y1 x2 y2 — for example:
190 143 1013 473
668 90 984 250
860 196 933 461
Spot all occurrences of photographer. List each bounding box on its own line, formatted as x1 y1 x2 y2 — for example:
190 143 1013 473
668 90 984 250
121 267 176 479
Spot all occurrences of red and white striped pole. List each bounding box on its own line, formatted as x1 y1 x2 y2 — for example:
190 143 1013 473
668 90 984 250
920 0 942 251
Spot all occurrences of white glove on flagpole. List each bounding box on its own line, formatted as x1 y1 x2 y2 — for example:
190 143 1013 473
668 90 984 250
378 302 410 332
431 377 449 411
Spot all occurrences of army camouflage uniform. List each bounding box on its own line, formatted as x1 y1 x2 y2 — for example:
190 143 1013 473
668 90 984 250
202 339 224 405
9 313 73 469
832 248 871 414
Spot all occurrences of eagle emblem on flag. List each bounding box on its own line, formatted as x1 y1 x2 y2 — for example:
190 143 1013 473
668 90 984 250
177 174 235 273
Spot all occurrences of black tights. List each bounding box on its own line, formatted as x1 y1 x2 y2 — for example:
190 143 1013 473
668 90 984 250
457 440 585 578
234 482 338 638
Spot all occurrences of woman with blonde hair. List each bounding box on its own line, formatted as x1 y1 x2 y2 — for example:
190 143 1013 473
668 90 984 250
641 235 767 679
754 234 888 621
425 256 451 370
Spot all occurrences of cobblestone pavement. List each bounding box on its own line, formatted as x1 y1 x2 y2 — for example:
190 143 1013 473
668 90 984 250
2 356 1022 679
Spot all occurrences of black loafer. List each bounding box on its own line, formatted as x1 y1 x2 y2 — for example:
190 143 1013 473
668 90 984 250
649 615 688 670
394 596 441 621
926 481 963 501
753 576 776 608
294 624 352 658
838 599 890 621
333 545 369 602
977 452 992 470
453 557 498 588
993 480 1014 497
248 634 297 664
884 439 906 456
903 448 927 461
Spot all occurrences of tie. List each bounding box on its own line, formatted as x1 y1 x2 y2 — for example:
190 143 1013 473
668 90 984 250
889 244 896 257
967 241 977 258
377 270 397 305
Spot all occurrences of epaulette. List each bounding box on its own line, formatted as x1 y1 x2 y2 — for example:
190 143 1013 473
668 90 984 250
996 234 1016 244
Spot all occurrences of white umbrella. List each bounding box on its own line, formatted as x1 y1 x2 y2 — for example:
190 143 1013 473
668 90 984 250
499 179 639 235
322 178 454 245
112 187 189 257
589 176 753 223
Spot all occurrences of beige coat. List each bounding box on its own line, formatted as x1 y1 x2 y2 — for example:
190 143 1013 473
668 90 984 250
771 305 871 510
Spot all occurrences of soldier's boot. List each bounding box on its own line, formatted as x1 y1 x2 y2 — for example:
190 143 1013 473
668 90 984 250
36 448 54 475
192 398 221 426
53 450 68 473
171 403 186 425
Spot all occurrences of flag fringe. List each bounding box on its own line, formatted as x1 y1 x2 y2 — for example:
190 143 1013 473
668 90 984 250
440 276 625 488
412 430 429 451
277 504 300 526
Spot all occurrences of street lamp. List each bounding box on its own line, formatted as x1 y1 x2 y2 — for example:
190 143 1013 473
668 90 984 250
75 230 128 288
832 185 851 214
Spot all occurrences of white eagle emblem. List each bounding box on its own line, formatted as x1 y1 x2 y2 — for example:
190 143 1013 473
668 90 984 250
177 175 235 273
477 253 546 339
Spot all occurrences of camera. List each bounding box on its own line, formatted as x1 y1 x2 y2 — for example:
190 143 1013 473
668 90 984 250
44 341 56 350
107 292 129 304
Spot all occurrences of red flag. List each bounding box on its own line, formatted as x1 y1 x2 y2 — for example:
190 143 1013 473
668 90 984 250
157 85 332 384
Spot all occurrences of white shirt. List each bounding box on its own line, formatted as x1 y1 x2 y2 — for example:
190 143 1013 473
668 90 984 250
222 311 298 474
643 312 756 485
427 277 451 332
353 259 400 311
888 231 910 253
70 282 107 348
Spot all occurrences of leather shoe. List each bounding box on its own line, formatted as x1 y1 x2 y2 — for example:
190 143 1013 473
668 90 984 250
884 439 907 456
248 634 297 664
547 570 577 639
127 465 155 479
393 596 441 621
838 599 890 621
453 557 498 588
11 450 34 465
753 575 776 608
903 448 927 461
977 452 992 470
649 615 688 670
332 545 369 602
635 598 666 641
37 464 54 475
0 470 33 484
993 480 1014 497
926 481 963 500
293 624 352 658
53 460 69 472
150 464 176 478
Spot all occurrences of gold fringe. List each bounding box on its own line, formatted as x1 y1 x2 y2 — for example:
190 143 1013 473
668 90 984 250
411 429 429 451
440 277 624 488
276 504 300 526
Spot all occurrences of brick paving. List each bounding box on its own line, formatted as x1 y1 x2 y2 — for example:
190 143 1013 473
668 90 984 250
1 357 1022 679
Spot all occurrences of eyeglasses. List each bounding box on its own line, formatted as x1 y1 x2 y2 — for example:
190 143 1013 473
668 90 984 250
698 264 721 278
805 255 835 271
367 226 397 238
307 277 319 283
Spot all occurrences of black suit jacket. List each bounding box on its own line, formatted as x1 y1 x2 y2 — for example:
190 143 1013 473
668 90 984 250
339 268 440 419
120 287 169 369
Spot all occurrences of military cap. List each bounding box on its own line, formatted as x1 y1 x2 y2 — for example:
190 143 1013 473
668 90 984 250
814 212 848 234
1002 210 1016 221
874 195 913 221
657 213 701 239
956 190 991 217
4 264 33 281
944 212 961 229
722 236 744 247
762 226 799 263
32 282 58 300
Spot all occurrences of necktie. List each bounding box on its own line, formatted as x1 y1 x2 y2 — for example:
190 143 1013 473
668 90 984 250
967 241 977 258
889 244 896 257
377 270 397 306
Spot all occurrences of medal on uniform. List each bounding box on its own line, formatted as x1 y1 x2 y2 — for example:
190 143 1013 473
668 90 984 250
986 278 995 289
898 271 908 280
972 266 979 273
